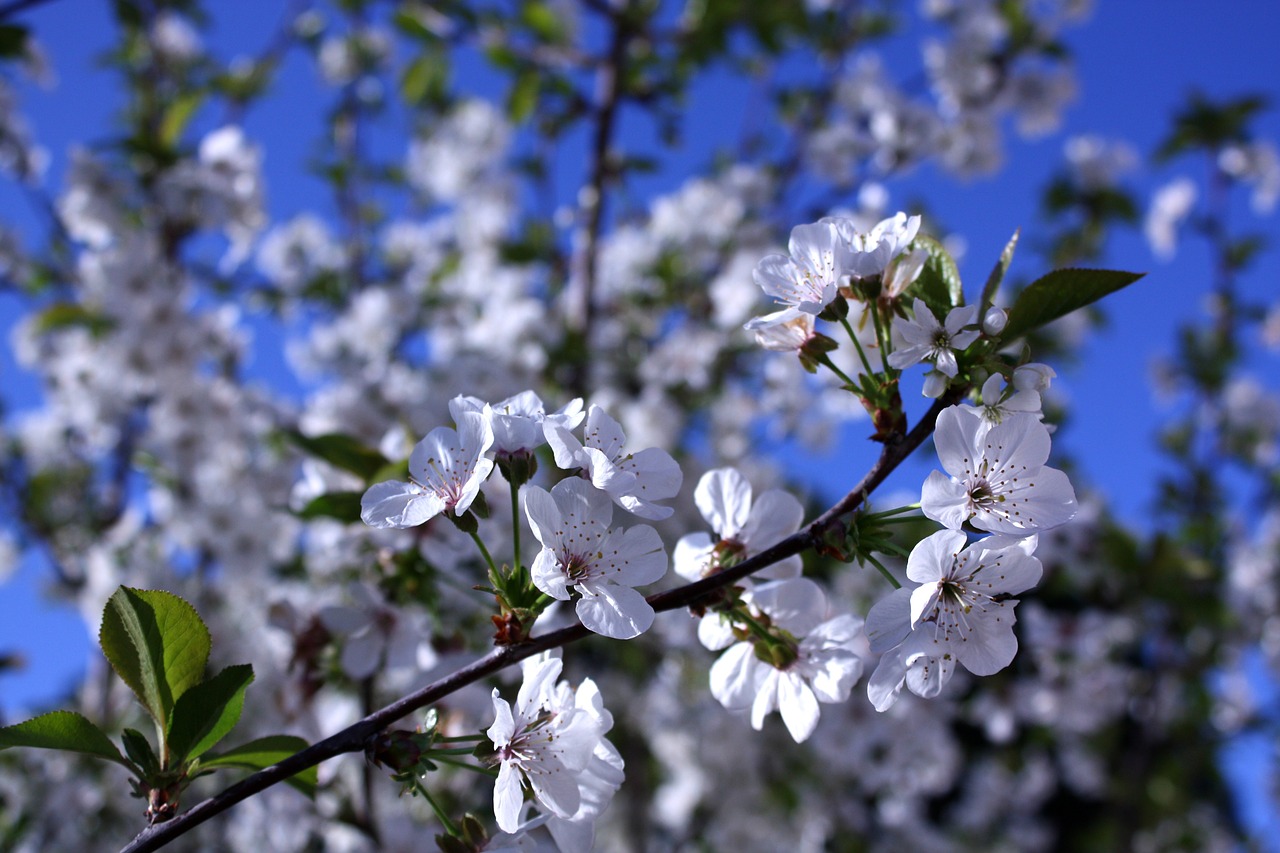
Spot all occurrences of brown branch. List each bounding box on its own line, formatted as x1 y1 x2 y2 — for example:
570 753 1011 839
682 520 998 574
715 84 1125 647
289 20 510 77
119 396 955 853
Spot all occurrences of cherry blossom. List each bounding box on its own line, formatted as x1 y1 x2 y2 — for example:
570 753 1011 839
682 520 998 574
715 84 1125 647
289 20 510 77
487 655 610 835
865 531 1042 711
524 478 667 639
543 405 682 520
921 405 1077 536
360 408 495 528
707 578 865 742
673 467 804 583
886 297 980 378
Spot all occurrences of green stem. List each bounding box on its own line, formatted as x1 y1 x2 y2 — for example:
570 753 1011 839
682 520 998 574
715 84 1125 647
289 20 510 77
468 530 497 576
870 301 892 367
510 480 522 579
863 503 921 520
430 755 498 776
865 555 902 589
817 353 858 390
436 734 485 744
429 746 482 757
412 776 460 837
841 316 877 378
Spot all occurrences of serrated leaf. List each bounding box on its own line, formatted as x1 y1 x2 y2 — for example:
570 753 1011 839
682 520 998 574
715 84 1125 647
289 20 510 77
980 229 1019 313
201 735 317 798
121 727 160 776
99 587 211 734
1002 268 1145 342
906 235 963 318
297 491 364 523
0 711 132 769
167 664 255 765
285 431 390 481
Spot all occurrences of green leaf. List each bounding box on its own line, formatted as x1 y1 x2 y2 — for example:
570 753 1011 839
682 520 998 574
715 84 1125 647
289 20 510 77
201 735 317 798
906 235 963 318
121 727 160 777
297 491 364 523
0 711 132 769
99 587 211 732
1002 268 1145 342
159 91 204 148
521 1 565 42
285 431 390 481
400 52 449 107
980 229 1019 313
507 70 539 124
34 302 115 336
167 664 255 764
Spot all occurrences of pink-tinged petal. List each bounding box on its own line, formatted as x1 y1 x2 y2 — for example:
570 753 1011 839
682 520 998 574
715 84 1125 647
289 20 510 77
493 761 525 833
709 643 760 709
531 549 571 600
452 456 494 514
905 529 968 584
576 584 654 639
740 489 804 550
360 480 443 528
865 587 914 653
920 470 969 530
672 532 715 582
749 578 827 637
695 468 752 537
776 673 821 743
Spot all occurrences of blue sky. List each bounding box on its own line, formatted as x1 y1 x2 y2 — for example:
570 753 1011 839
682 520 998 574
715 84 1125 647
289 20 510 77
0 0 1278 833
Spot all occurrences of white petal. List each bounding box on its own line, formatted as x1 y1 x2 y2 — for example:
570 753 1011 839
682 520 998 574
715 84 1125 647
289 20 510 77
905 529 967 584
739 489 804 550
864 587 914 653
493 761 525 833
749 578 826 637
575 585 654 639
360 480 442 528
694 468 752 537
776 673 821 742
920 470 970 530
709 643 759 709
672 532 715 582
531 549 571 600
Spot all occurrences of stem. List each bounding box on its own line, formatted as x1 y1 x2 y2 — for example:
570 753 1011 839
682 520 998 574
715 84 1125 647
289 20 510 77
510 480 522 581
468 530 497 576
840 316 877 379
429 755 497 775
864 555 903 590
411 776 460 838
817 353 858 390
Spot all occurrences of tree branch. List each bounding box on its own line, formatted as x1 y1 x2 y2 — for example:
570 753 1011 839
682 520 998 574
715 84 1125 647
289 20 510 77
119 395 956 853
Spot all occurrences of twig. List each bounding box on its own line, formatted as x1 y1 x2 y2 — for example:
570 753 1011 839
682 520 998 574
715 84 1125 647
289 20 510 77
118 393 954 853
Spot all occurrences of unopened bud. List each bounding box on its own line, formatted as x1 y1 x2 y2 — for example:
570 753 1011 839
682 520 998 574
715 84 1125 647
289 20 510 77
982 306 1008 336
1013 362 1056 393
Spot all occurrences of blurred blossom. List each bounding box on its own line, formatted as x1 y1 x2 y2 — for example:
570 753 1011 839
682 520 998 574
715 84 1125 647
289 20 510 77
1065 134 1138 189
1145 177 1198 259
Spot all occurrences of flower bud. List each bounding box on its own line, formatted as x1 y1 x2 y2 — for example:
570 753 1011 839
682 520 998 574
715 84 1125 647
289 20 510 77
982 306 1008 336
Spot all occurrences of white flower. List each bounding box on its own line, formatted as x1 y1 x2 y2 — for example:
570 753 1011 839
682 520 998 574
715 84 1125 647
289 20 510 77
487 655 608 835
673 467 804 583
707 578 864 742
750 311 817 351
524 478 667 639
921 406 1077 535
451 392 584 457
887 298 980 378
835 211 922 279
544 405 682 520
865 530 1041 711
360 409 495 528
749 218 849 321
1145 177 1197 260
973 374 1042 428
